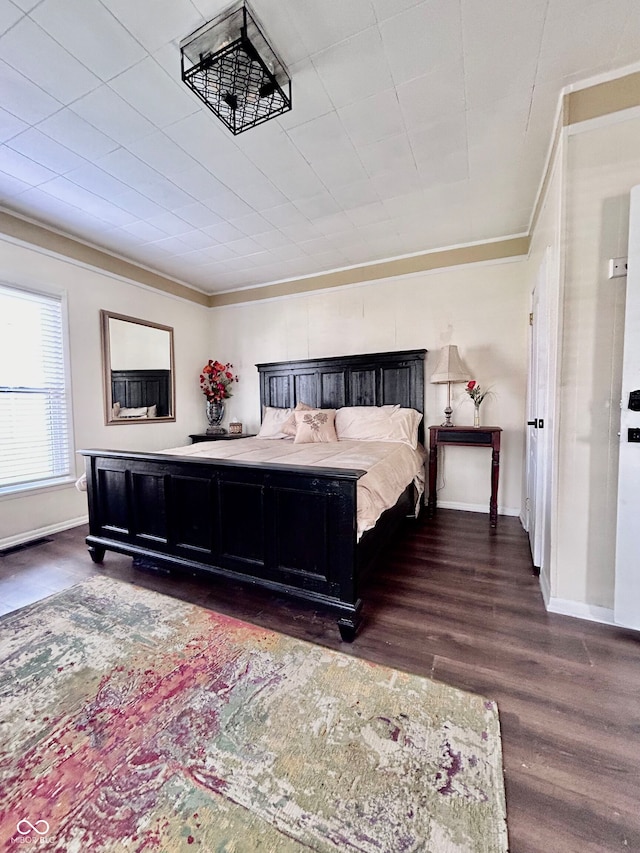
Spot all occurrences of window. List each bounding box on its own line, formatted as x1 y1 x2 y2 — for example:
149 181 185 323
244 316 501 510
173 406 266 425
0 283 73 494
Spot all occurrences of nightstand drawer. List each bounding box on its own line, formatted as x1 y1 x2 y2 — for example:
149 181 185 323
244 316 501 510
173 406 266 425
434 428 494 446
189 433 256 444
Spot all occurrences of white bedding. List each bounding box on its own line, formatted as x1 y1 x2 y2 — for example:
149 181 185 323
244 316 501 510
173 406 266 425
161 438 427 539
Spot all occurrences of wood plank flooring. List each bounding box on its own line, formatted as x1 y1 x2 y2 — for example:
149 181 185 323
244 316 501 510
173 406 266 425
1 509 639 852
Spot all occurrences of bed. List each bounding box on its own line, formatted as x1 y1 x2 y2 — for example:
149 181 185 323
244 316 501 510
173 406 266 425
81 349 426 641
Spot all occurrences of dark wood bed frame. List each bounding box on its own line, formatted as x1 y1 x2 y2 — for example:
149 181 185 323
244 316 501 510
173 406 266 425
81 349 426 641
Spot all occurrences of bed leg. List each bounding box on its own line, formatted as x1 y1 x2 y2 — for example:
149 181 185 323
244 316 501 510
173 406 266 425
337 615 361 643
337 598 363 642
88 545 105 564
337 620 357 643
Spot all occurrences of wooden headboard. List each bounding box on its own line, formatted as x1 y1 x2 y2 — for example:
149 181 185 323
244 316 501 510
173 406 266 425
257 349 427 444
111 369 171 416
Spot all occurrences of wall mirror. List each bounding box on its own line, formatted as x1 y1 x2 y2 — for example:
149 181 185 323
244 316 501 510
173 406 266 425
100 310 175 425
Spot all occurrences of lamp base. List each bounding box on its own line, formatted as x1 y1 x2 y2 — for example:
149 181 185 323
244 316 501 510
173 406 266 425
441 406 454 428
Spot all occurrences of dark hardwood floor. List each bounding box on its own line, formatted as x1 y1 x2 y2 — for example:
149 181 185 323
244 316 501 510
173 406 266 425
1 509 639 852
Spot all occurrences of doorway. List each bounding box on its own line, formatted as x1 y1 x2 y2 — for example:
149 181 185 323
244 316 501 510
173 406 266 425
615 185 640 630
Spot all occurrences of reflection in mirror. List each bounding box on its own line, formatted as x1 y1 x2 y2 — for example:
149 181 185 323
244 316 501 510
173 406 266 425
100 310 175 425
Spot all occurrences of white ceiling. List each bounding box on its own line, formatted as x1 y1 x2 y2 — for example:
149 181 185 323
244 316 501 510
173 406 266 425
0 0 638 296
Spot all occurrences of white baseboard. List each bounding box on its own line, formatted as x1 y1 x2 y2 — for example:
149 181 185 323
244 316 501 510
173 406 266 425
0 515 88 552
539 563 615 626
436 500 520 517
546 596 616 627
498 528 617 629
539 569 551 607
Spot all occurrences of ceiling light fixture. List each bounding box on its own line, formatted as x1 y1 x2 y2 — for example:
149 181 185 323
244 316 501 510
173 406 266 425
180 0 292 135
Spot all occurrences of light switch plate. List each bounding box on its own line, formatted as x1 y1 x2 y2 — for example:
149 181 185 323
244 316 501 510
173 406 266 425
609 257 628 278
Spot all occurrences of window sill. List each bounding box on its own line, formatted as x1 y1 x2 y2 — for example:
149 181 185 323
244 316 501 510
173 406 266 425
0 475 78 500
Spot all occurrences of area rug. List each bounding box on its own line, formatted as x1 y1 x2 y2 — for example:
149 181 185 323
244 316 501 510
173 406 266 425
0 577 507 852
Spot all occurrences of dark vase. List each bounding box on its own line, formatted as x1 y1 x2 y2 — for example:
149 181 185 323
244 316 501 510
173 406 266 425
206 401 226 434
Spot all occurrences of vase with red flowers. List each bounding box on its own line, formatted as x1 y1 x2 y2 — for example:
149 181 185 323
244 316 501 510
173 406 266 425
200 360 238 434
465 380 490 428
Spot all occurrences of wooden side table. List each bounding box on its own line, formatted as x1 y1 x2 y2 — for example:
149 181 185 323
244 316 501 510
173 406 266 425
189 433 256 444
428 425 502 527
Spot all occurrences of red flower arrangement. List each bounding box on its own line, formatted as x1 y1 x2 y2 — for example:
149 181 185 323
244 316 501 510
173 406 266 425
200 360 238 403
465 380 489 405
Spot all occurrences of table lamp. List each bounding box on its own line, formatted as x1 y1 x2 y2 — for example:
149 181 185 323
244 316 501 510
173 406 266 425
430 345 470 427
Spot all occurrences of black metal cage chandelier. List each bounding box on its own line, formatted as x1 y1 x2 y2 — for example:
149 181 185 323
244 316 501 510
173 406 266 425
180 1 292 135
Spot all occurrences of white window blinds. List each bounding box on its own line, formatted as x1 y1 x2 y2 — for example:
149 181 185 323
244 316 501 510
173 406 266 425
0 284 72 492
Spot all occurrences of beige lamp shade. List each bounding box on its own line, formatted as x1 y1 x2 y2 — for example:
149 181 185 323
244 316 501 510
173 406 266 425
430 345 470 384
430 345 470 427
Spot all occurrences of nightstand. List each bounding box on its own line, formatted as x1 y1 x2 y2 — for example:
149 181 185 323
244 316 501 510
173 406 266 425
189 433 256 444
428 425 502 527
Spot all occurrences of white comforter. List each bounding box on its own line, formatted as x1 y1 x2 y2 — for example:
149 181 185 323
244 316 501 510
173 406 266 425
161 438 426 539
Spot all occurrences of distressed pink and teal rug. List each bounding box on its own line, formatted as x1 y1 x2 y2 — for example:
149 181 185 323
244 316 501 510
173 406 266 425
0 577 507 852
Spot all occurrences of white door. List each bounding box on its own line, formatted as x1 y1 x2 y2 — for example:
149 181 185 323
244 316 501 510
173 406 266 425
526 285 541 566
615 186 640 629
526 248 553 574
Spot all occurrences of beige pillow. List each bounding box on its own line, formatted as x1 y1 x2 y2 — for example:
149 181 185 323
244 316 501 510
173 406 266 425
293 408 338 444
282 401 314 437
147 404 157 418
256 406 295 439
335 406 422 448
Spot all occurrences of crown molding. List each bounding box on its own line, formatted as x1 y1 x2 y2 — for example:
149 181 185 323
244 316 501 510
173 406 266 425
0 209 209 306
564 70 640 126
208 236 530 306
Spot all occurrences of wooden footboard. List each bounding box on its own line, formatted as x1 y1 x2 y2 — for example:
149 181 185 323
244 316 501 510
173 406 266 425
81 449 367 640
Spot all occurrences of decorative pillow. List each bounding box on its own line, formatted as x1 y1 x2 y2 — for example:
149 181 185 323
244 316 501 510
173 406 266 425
281 401 314 437
293 408 338 444
147 404 157 418
335 406 422 449
112 401 121 418
256 406 295 439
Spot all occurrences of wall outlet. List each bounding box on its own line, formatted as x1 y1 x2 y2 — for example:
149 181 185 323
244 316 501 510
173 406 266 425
609 257 628 278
